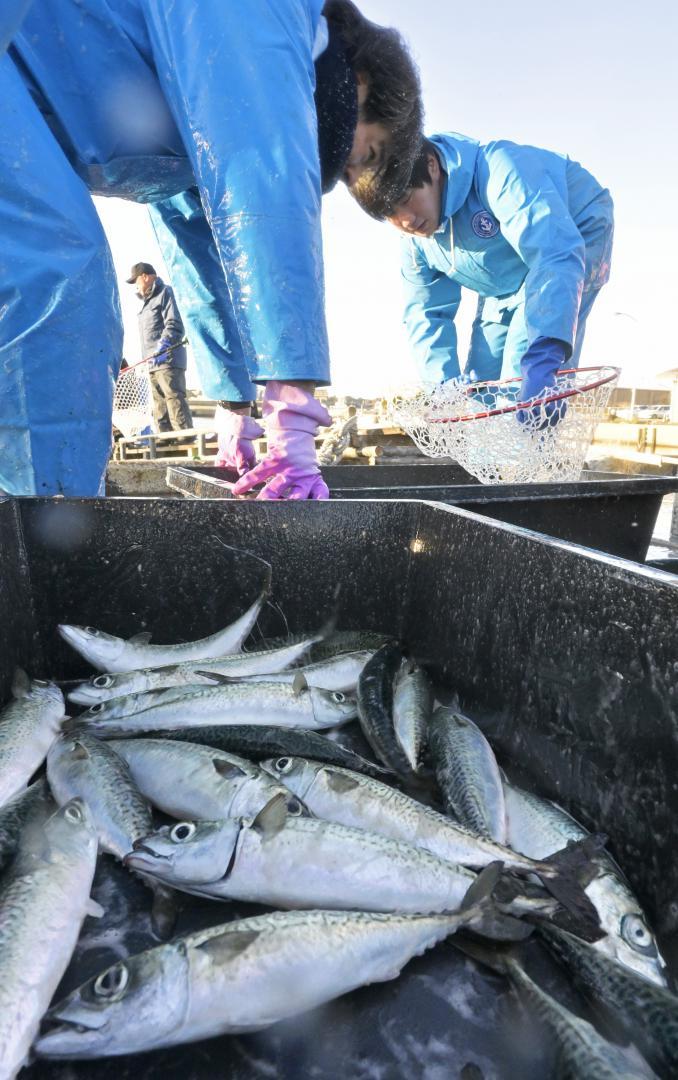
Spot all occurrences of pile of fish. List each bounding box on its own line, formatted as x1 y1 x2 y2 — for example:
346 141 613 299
0 584 675 1079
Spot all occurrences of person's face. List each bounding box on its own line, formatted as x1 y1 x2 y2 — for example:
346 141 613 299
343 73 390 187
387 153 443 238
135 273 155 298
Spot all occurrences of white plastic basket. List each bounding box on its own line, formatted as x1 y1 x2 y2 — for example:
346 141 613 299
389 366 620 484
112 361 153 439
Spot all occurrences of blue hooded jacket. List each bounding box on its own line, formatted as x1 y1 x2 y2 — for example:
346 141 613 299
402 132 613 382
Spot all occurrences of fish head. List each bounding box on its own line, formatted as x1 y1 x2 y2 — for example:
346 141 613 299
68 673 129 706
260 755 319 802
124 819 241 885
587 873 668 985
58 624 126 670
76 692 148 729
309 687 358 726
39 798 99 865
35 942 189 1059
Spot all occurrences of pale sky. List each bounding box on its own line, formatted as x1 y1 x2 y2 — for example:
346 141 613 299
96 0 678 395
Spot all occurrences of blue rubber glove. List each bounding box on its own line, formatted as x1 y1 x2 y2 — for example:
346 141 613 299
152 338 173 367
517 337 569 428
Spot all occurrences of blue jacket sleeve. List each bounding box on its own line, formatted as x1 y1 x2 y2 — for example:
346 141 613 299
159 286 185 345
479 142 586 354
401 239 462 384
144 0 330 386
1 1 32 54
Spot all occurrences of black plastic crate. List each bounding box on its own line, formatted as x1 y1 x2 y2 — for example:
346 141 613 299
165 463 678 563
3 497 676 1078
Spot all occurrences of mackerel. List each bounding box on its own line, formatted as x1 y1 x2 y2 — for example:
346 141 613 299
233 650 374 693
429 708 506 842
36 886 529 1060
393 660 433 773
0 671 65 808
127 794 553 922
58 576 270 672
0 799 99 1079
109 738 290 821
72 679 357 736
309 629 393 662
263 757 601 903
146 724 392 779
0 779 54 875
357 642 413 775
539 924 678 1077
504 779 667 986
67 633 324 705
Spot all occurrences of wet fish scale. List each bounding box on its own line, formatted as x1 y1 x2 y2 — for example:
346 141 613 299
429 708 506 843
356 643 413 776
393 661 432 773
0 676 65 807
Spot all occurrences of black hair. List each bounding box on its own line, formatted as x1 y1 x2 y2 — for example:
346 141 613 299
351 137 439 221
323 0 424 182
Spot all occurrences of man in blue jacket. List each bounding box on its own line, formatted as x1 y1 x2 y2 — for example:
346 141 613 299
355 133 614 407
0 0 422 496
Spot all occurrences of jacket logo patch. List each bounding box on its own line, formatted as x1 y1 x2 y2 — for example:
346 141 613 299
472 211 499 239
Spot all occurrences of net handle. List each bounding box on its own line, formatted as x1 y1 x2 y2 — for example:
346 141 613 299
119 336 189 375
427 366 621 425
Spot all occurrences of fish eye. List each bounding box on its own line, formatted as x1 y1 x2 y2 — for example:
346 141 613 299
64 803 83 824
275 757 293 774
90 703 105 714
332 692 346 703
94 963 129 999
286 798 304 816
93 675 114 688
85 627 100 635
170 822 196 843
621 914 657 956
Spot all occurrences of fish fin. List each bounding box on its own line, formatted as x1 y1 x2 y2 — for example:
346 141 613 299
535 834 607 941
193 671 238 685
451 936 517 976
11 667 31 699
460 865 535 943
86 898 105 919
197 928 261 963
213 758 248 780
61 717 86 734
250 792 291 838
325 769 361 794
70 740 91 760
292 672 309 697
128 632 152 645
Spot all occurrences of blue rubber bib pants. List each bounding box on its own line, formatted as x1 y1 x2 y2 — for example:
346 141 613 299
0 0 328 495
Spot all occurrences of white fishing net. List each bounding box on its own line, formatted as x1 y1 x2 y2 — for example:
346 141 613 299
112 362 153 439
389 367 620 484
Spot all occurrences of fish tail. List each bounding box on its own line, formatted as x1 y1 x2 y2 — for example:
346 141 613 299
534 834 607 941
460 863 535 943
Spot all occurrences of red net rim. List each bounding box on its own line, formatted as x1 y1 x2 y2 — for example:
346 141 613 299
425 366 621 425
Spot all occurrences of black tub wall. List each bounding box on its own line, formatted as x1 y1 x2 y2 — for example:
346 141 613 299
0 501 41 696
8 497 678 962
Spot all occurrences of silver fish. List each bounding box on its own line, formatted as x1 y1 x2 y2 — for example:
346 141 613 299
58 583 269 673
72 679 357 736
429 708 506 843
0 779 54 875
539 924 678 1078
237 650 375 693
127 794 550 922
0 799 99 1078
393 660 433 773
47 734 153 860
36 887 529 1060
67 634 324 705
503 779 667 987
356 642 413 776
0 671 64 808
262 756 573 879
109 738 291 821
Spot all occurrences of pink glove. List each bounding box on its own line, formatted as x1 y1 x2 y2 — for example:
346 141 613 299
232 382 331 501
214 407 264 475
